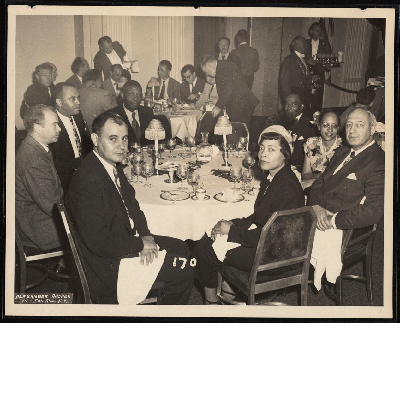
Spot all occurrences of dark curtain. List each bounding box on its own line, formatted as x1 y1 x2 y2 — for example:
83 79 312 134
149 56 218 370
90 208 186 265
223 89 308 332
194 17 226 79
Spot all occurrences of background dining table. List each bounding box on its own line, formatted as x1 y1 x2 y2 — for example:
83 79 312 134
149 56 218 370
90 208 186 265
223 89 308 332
124 147 260 241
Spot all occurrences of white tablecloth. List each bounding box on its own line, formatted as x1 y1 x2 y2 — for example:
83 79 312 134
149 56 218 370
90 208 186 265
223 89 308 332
124 148 259 240
156 110 202 140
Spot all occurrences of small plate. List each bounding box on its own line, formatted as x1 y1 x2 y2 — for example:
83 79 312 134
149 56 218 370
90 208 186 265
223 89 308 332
191 194 210 201
157 162 180 171
214 193 245 203
161 190 190 201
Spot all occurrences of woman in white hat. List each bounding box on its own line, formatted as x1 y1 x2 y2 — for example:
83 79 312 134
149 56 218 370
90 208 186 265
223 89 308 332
192 128 305 304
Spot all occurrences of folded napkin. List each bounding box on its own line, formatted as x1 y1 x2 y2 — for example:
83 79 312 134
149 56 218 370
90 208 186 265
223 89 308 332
310 229 343 290
117 250 166 305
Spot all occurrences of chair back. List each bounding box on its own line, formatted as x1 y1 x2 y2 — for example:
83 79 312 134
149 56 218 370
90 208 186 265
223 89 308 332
249 207 317 287
341 224 378 260
57 202 92 304
230 122 250 150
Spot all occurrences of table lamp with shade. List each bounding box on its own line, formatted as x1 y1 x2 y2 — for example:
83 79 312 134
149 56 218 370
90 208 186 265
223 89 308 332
214 111 232 168
145 119 165 171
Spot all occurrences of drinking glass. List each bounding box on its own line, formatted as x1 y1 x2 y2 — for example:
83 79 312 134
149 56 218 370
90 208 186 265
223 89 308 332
187 171 200 194
142 162 154 187
186 136 196 158
176 164 189 190
158 142 166 159
130 142 141 153
235 141 244 157
131 162 143 183
131 151 144 165
230 167 242 190
147 144 155 156
241 168 254 191
167 138 176 158
242 153 256 170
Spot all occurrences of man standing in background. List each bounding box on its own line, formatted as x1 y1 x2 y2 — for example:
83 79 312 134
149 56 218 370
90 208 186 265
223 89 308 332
66 57 90 88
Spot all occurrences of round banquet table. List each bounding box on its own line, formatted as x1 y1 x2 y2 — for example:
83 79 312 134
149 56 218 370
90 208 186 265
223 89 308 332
155 109 202 140
124 147 260 241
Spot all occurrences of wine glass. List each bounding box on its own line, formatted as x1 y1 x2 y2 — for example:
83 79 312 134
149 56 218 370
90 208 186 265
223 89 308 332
131 162 143 183
176 164 189 190
187 171 200 194
131 151 144 166
142 162 154 187
241 168 254 191
130 142 141 153
235 141 244 158
147 144 155 156
167 138 176 158
186 136 196 158
158 142 166 159
242 153 256 170
230 167 242 191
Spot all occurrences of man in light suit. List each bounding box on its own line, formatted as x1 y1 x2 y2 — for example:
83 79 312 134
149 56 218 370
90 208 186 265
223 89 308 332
66 57 90 88
50 82 93 192
201 55 259 130
65 111 194 304
279 36 309 108
102 64 123 106
111 80 171 147
79 69 115 133
231 29 259 90
16 105 64 250
308 108 385 231
180 64 206 104
147 60 181 102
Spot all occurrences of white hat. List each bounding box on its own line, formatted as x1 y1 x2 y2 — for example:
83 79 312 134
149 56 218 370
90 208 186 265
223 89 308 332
259 125 294 154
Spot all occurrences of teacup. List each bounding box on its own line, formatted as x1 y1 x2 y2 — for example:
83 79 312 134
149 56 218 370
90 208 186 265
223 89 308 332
196 188 206 200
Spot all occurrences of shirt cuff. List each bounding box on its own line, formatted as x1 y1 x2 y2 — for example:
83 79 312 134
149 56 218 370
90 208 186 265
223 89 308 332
331 213 338 229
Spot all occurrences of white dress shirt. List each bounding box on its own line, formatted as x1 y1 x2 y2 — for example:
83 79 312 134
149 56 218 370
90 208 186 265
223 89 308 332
111 77 120 96
218 52 230 61
56 111 81 158
311 39 319 57
190 77 198 94
159 77 170 100
123 105 140 129
106 50 123 66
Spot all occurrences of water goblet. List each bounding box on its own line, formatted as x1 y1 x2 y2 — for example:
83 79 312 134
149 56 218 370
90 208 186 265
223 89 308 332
131 162 143 183
187 171 200 194
186 136 196 158
142 162 154 188
241 168 254 191
242 153 256 170
158 142 166 159
239 136 247 152
230 167 242 191
130 142 141 153
235 141 244 158
147 144 155 156
167 138 176 158
131 151 144 166
176 164 189 190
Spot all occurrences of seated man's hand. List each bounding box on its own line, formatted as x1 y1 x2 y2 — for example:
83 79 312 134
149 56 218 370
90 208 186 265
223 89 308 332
140 249 157 266
188 94 197 100
211 105 221 118
211 220 232 240
313 205 334 231
142 236 157 251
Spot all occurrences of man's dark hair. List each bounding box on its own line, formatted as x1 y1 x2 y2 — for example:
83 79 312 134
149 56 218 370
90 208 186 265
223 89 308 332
236 29 249 44
98 36 112 47
159 60 172 71
92 111 127 136
308 22 322 37
318 109 340 126
23 104 56 133
122 79 142 94
218 37 231 46
181 64 195 75
71 57 87 74
110 64 123 73
53 82 78 101
258 131 291 165
34 62 53 75
286 92 305 106
82 69 102 84
356 87 376 105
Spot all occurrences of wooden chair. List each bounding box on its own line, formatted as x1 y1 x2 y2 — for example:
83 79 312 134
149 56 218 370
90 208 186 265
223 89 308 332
335 224 378 306
57 202 164 305
230 122 250 150
15 220 64 294
217 207 317 305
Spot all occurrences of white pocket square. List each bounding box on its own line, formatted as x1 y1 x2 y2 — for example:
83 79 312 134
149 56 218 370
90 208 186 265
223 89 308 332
346 173 357 180
297 136 304 141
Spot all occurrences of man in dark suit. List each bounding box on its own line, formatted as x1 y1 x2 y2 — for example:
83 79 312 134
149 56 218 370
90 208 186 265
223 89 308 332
93 36 132 81
305 22 332 114
50 82 92 192
23 63 56 114
66 57 90 88
201 55 259 131
308 108 384 230
264 93 316 172
147 60 181 102
110 80 162 148
231 29 260 90
102 64 123 107
16 105 64 250
279 36 309 108
216 37 241 70
180 64 206 104
65 111 194 304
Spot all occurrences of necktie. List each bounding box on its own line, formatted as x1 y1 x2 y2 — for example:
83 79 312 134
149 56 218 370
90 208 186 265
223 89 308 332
114 82 119 95
342 150 355 167
113 166 134 227
131 112 141 143
159 81 165 100
222 55 226 60
70 117 82 157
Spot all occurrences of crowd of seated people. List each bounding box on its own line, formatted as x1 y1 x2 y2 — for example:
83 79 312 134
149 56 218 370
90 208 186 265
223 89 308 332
16 24 385 305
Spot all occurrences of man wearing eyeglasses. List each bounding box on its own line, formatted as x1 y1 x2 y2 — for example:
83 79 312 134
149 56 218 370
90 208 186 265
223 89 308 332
180 64 205 104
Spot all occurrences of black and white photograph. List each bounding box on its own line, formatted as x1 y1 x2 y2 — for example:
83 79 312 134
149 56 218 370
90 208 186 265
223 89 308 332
5 5 395 319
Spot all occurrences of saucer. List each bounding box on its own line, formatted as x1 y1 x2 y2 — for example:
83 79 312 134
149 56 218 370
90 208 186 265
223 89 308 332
191 194 210 201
